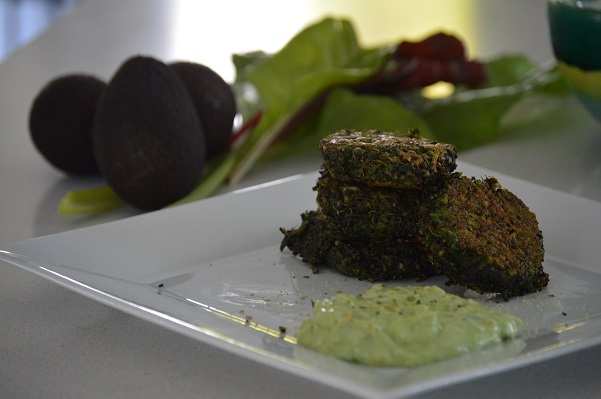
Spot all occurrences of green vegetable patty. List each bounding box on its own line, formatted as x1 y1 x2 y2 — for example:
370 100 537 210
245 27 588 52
280 211 437 281
319 129 457 189
418 174 547 299
315 170 425 243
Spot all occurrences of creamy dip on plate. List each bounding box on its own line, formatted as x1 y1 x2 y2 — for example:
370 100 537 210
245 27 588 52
296 285 522 367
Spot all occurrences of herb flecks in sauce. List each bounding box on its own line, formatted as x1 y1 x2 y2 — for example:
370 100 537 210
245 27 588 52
296 285 522 367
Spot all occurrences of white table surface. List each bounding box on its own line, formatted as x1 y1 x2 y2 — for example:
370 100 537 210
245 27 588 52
1 0 601 398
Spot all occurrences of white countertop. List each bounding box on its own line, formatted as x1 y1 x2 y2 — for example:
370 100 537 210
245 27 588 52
1 0 601 398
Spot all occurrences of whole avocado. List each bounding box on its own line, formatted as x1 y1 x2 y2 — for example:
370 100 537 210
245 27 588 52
169 61 236 157
29 74 106 175
92 55 205 210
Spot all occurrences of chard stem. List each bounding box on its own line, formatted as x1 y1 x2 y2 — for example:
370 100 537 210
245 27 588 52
168 154 236 207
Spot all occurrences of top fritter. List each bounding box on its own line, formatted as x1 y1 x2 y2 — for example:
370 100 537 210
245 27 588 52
319 130 457 189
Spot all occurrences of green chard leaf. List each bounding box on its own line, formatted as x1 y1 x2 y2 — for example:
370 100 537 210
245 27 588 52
226 17 391 184
419 55 570 150
58 186 125 215
262 87 432 162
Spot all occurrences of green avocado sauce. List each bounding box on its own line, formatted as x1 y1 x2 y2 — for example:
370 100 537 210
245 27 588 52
296 285 522 367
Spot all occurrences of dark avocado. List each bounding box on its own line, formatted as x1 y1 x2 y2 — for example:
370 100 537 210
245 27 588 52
92 55 205 210
29 74 106 175
170 61 236 157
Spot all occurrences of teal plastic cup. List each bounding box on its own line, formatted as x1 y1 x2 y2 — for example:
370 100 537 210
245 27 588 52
548 0 601 123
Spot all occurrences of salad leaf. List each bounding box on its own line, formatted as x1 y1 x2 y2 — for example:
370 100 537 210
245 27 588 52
58 186 125 215
226 17 392 184
262 87 432 162
418 56 570 149
317 88 432 136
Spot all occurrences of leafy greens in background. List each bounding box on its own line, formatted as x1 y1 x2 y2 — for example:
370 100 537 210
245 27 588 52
59 17 570 215
226 18 390 184
420 56 569 149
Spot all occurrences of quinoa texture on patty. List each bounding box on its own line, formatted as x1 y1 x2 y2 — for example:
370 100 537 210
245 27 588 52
280 210 437 281
418 174 547 299
319 129 457 190
314 171 425 244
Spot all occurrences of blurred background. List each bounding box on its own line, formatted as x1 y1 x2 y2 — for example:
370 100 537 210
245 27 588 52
1 0 551 79
0 0 76 61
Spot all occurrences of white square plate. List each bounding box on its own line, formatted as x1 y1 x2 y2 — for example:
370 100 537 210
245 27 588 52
2 161 601 399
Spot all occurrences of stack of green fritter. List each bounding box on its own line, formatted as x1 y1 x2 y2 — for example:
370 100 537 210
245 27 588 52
281 129 457 282
280 129 549 299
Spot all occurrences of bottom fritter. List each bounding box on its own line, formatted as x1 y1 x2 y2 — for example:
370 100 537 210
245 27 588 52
280 211 439 281
280 173 548 299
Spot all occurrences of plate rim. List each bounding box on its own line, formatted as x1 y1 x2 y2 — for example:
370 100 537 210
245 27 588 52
2 164 601 398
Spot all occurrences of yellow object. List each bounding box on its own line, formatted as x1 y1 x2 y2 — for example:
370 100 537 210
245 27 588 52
558 61 601 98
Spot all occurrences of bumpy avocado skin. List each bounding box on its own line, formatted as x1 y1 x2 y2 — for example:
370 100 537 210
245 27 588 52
29 74 106 175
93 56 205 210
170 62 237 158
